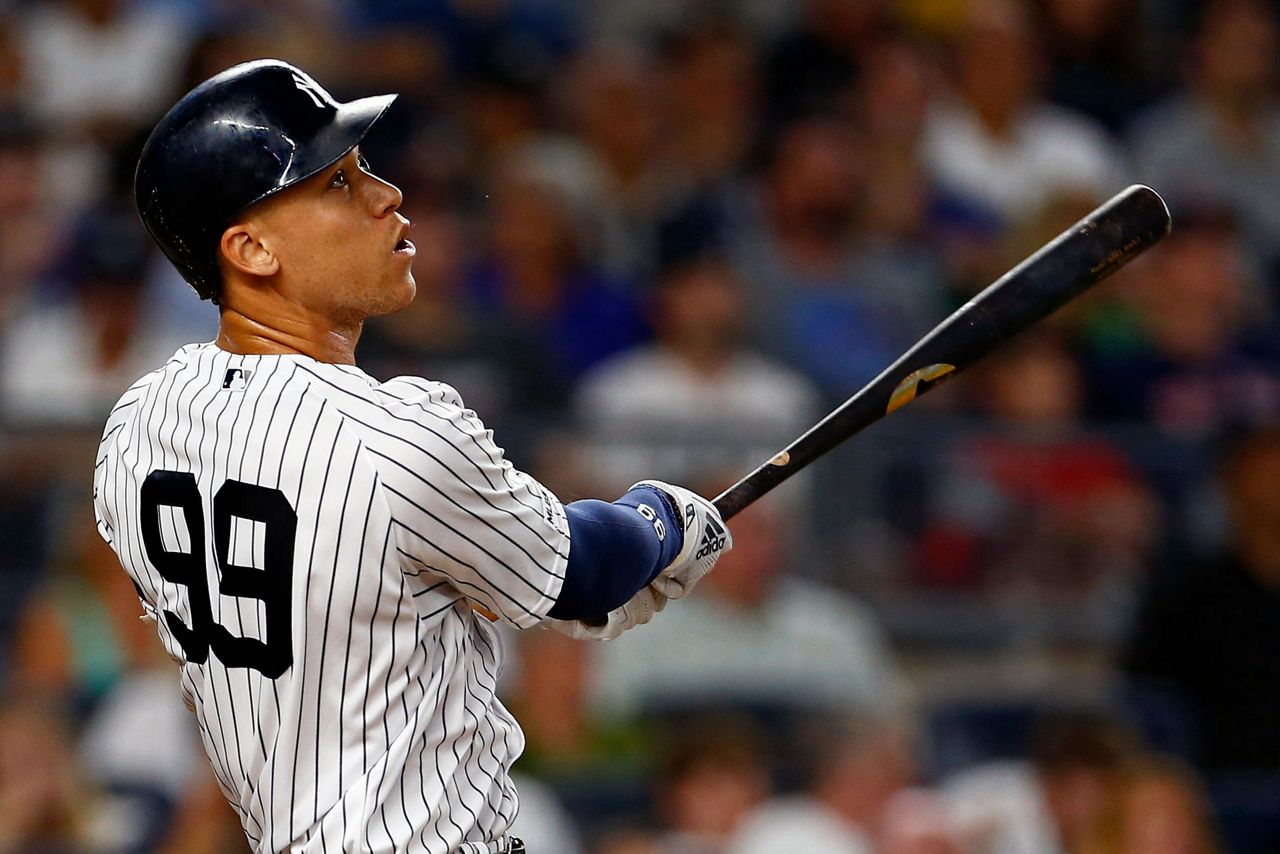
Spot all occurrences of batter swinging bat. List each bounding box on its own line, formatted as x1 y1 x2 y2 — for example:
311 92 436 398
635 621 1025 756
712 183 1172 521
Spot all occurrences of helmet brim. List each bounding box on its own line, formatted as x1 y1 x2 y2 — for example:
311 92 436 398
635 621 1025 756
238 92 398 214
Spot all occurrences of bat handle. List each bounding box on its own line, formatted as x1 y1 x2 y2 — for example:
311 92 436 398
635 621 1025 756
713 483 750 522
712 452 795 522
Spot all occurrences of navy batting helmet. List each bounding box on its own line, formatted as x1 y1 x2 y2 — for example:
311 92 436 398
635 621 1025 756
135 60 396 301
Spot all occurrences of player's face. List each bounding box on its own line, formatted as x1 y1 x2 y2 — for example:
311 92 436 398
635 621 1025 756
252 147 416 322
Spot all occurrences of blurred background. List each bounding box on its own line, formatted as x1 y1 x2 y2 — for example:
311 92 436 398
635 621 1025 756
1 0 1279 851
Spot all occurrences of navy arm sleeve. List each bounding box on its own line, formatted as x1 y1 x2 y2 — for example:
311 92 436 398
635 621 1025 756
546 486 683 621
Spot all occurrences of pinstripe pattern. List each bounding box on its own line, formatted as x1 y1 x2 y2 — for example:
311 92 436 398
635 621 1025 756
93 343 568 853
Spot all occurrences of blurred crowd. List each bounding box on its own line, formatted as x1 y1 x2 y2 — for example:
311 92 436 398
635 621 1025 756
1 0 1279 851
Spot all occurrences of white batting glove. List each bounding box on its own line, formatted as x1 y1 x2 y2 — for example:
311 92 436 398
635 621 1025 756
630 480 732 600
546 585 669 641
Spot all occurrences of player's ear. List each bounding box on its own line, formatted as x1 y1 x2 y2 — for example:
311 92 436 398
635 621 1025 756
219 221 280 279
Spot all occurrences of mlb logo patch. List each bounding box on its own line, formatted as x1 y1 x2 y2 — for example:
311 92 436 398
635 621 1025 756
223 368 253 391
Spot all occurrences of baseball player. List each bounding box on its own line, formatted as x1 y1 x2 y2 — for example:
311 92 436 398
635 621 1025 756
92 60 732 853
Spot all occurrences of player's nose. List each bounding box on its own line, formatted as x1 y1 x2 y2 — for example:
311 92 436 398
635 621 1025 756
366 173 403 218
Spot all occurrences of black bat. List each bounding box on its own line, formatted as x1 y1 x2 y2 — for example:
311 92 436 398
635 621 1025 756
712 183 1172 521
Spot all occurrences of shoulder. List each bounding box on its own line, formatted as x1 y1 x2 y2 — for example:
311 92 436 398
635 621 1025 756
118 342 219 398
308 370 510 479
94 344 210 473
376 375 467 409
347 374 486 440
98 347 195 445
282 362 461 424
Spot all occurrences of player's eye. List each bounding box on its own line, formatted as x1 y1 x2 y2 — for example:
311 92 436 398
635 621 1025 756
329 169 348 189
357 153 371 172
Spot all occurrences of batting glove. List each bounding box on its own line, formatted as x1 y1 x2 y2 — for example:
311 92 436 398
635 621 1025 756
630 480 732 600
546 585 669 641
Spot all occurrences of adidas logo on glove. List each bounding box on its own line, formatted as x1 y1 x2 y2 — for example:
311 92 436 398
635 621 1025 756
694 518 728 560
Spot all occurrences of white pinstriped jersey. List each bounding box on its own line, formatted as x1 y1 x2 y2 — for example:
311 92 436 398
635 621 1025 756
92 342 569 853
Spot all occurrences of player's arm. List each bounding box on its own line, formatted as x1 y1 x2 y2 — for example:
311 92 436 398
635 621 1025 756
549 484 681 619
548 480 732 640
366 379 729 629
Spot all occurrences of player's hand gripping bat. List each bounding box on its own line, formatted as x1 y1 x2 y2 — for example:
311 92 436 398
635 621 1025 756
711 183 1172 521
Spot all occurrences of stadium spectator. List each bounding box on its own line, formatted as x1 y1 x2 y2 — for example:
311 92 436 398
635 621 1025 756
648 716 772 854
943 709 1139 854
506 773 584 854
561 41 681 280
1079 755 1221 854
16 0 191 136
1123 425 1280 773
459 138 649 449
1129 0 1280 272
503 626 647 788
730 117 942 397
11 498 204 845
13 0 194 210
1036 0 1158 134
0 162 198 428
345 0 575 83
909 334 1160 643
849 36 952 351
157 770 255 854
0 113 56 327
728 712 915 854
573 248 821 491
878 787 963 854
660 19 758 190
0 692 103 851
591 496 901 719
357 206 520 421
585 0 793 47
0 18 20 115
761 0 888 130
1078 206 1280 432
11 500 163 712
922 0 1122 229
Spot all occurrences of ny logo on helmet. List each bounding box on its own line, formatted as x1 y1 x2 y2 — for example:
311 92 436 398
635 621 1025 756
292 72 328 109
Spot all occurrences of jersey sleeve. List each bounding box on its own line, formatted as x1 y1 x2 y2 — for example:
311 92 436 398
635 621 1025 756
92 381 148 548
93 380 160 624
360 378 569 629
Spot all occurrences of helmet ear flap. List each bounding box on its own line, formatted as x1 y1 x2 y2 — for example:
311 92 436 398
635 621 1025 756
133 59 396 301
194 278 219 302
184 240 221 302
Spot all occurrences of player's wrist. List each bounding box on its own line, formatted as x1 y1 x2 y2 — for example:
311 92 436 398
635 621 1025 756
614 485 684 572
626 480 732 599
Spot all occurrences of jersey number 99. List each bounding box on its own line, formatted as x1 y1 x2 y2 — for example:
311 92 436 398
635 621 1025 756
141 470 296 678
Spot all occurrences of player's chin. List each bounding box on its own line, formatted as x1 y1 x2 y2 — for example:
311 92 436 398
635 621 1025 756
374 272 416 316
354 276 412 319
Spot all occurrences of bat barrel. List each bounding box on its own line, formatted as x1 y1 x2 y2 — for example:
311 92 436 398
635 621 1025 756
713 184 1171 520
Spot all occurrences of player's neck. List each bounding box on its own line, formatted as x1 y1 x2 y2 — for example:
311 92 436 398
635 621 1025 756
217 304 361 365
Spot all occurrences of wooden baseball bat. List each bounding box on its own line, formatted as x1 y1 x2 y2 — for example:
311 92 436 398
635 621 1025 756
712 183 1172 521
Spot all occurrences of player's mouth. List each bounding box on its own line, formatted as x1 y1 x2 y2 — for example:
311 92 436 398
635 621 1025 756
393 220 415 257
